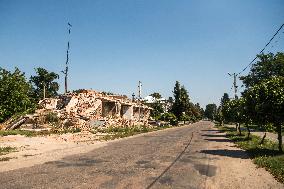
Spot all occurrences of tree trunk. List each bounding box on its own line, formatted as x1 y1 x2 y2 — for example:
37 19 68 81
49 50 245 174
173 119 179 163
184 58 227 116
238 123 242 136
259 132 266 145
235 123 238 132
246 123 250 139
221 120 224 126
276 124 283 152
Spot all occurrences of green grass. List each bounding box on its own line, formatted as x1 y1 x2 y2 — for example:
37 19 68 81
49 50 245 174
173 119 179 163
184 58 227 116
98 125 172 141
0 146 17 155
216 125 284 183
0 157 14 161
0 128 81 137
0 130 49 137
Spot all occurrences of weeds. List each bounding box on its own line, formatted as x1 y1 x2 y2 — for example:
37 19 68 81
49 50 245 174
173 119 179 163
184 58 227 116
0 146 17 155
98 125 173 141
216 124 284 183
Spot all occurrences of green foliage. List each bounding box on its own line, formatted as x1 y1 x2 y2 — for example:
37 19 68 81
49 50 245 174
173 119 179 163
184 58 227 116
0 130 42 137
240 52 284 88
45 112 59 123
160 112 178 126
204 103 217 120
254 155 284 183
0 67 36 122
216 93 231 123
30 67 59 100
171 81 200 121
98 125 174 141
0 146 17 155
246 77 284 124
150 92 162 99
218 125 284 183
147 92 164 119
244 76 284 151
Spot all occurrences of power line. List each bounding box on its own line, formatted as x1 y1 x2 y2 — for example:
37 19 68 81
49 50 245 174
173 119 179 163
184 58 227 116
238 23 284 75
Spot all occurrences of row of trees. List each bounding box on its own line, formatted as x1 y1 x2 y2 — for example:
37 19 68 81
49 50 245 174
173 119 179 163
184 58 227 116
214 52 284 152
0 67 59 122
148 81 204 125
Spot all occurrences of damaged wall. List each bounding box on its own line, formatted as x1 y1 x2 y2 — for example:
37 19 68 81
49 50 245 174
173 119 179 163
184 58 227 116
38 90 152 130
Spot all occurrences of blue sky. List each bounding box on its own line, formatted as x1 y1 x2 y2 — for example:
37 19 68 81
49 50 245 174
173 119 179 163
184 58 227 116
0 0 284 108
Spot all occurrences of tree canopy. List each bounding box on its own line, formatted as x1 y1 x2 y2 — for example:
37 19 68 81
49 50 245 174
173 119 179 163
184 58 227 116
204 103 217 120
221 52 284 151
240 52 284 88
0 67 35 122
30 67 59 100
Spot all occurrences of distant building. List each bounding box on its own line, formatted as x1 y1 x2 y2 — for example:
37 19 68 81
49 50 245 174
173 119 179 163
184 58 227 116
143 95 171 112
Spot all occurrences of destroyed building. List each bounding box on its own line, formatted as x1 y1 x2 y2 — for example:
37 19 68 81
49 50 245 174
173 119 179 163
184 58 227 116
36 90 152 130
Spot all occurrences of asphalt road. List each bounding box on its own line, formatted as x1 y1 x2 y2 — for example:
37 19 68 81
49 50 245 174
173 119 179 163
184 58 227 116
0 121 219 189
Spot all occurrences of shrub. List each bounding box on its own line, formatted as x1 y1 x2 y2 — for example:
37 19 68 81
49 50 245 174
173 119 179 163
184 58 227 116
45 112 59 123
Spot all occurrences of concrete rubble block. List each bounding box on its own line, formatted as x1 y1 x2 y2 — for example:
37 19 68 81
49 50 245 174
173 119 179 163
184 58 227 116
20 90 153 131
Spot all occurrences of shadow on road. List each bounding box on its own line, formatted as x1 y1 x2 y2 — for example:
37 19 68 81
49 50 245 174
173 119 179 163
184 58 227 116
200 149 249 159
204 138 232 143
201 130 222 133
201 134 227 137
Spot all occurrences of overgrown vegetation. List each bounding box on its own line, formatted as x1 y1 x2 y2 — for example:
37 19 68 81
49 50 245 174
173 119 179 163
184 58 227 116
212 52 284 152
170 81 203 122
0 67 59 123
0 68 36 122
45 112 59 124
217 125 284 183
0 146 17 155
0 127 81 137
96 125 172 141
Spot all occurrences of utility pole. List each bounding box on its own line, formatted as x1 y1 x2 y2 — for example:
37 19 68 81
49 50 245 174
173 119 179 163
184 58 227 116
132 93 135 102
228 72 238 99
138 81 142 100
138 81 142 122
62 22 72 94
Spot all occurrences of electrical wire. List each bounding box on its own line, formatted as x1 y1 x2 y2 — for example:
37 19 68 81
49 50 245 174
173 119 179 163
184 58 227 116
238 23 284 75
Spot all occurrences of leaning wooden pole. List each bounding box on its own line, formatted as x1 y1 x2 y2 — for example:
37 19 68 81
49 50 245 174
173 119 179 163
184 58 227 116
62 22 72 94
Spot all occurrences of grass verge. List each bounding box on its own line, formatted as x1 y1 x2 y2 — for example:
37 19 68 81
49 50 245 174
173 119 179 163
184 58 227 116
0 128 81 137
216 125 284 183
96 125 173 141
0 146 17 156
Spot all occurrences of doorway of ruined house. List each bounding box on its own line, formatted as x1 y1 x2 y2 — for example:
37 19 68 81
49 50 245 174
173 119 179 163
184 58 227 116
102 101 116 118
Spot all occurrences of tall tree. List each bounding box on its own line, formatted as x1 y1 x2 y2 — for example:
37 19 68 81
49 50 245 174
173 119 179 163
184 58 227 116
204 104 217 120
218 93 230 124
30 68 59 100
171 81 192 120
0 67 35 122
171 81 182 119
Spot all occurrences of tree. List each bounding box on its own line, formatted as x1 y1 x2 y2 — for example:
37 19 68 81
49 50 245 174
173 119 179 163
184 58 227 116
204 104 217 120
171 81 193 120
30 68 59 100
150 92 162 99
171 81 182 119
240 52 284 88
0 67 35 122
244 76 284 151
148 92 164 119
218 93 230 124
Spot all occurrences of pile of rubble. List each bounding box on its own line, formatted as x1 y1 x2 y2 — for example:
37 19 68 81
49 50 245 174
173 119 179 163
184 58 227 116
5 90 151 131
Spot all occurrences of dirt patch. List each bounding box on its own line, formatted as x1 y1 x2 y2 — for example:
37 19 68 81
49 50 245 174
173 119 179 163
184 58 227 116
0 133 108 172
194 164 216 177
